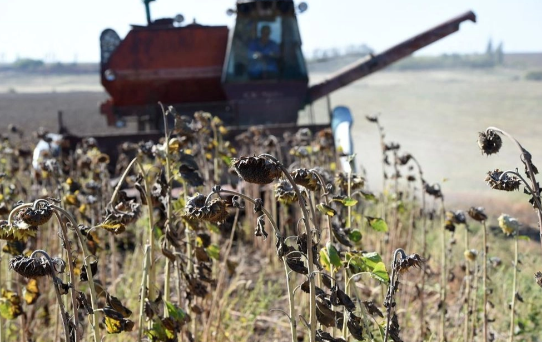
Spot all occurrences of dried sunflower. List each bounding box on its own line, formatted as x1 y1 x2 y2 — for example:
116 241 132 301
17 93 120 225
478 130 502 155
485 169 521 191
468 207 487 222
335 172 364 192
20 204 53 227
183 194 228 223
274 180 298 205
232 156 282 184
444 220 456 233
498 214 520 235
384 142 400 151
365 115 379 123
396 153 412 165
464 249 477 262
395 254 423 273
205 199 228 223
446 210 467 225
291 168 320 191
9 255 54 278
3 217 38 241
423 182 443 198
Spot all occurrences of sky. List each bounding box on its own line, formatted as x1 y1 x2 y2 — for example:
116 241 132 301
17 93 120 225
0 0 541 63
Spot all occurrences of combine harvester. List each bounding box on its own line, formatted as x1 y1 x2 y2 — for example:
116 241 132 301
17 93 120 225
65 0 476 165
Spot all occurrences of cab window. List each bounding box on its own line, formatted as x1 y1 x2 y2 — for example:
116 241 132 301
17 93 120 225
225 8 307 82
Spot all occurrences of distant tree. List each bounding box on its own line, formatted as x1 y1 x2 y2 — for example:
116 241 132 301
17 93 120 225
496 42 504 65
485 39 495 67
12 58 44 70
485 39 493 56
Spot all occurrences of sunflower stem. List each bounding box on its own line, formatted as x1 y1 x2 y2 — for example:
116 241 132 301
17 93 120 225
52 205 101 342
53 211 80 342
482 220 488 342
138 245 151 342
260 153 318 342
464 225 471 342
509 231 518 342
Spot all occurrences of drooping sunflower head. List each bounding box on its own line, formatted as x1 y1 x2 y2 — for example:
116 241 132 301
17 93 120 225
477 130 502 155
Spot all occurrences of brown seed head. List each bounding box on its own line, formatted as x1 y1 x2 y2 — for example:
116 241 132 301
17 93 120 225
9 255 53 278
184 194 228 223
396 253 424 273
20 205 53 226
274 179 298 205
468 207 487 222
485 169 521 191
335 173 364 192
291 169 320 191
446 210 467 225
205 199 228 223
232 156 282 184
478 130 502 155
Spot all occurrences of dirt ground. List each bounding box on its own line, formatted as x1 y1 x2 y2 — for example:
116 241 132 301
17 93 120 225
1 67 541 223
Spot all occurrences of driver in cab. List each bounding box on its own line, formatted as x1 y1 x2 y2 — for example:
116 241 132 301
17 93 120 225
248 25 279 79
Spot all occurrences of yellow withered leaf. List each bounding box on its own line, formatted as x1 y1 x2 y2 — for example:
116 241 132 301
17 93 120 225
0 289 23 320
98 220 126 234
64 193 80 206
24 279 40 305
103 307 134 334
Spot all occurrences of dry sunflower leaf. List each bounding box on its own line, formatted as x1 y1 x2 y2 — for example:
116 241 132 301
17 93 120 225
80 260 98 282
285 257 308 275
317 203 337 217
102 307 134 334
316 299 342 328
107 293 132 318
363 301 384 318
346 312 363 340
24 279 40 305
316 329 347 342
0 289 23 320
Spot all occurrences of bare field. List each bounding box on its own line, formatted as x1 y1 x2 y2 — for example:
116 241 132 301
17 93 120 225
305 68 542 223
1 67 541 222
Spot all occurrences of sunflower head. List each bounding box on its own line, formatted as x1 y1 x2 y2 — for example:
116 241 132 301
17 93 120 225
9 255 54 278
20 204 53 227
478 130 502 155
395 253 424 273
291 169 320 191
274 180 298 205
498 214 520 235
485 169 521 192
468 207 487 222
183 194 228 223
232 156 282 184
464 249 478 262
